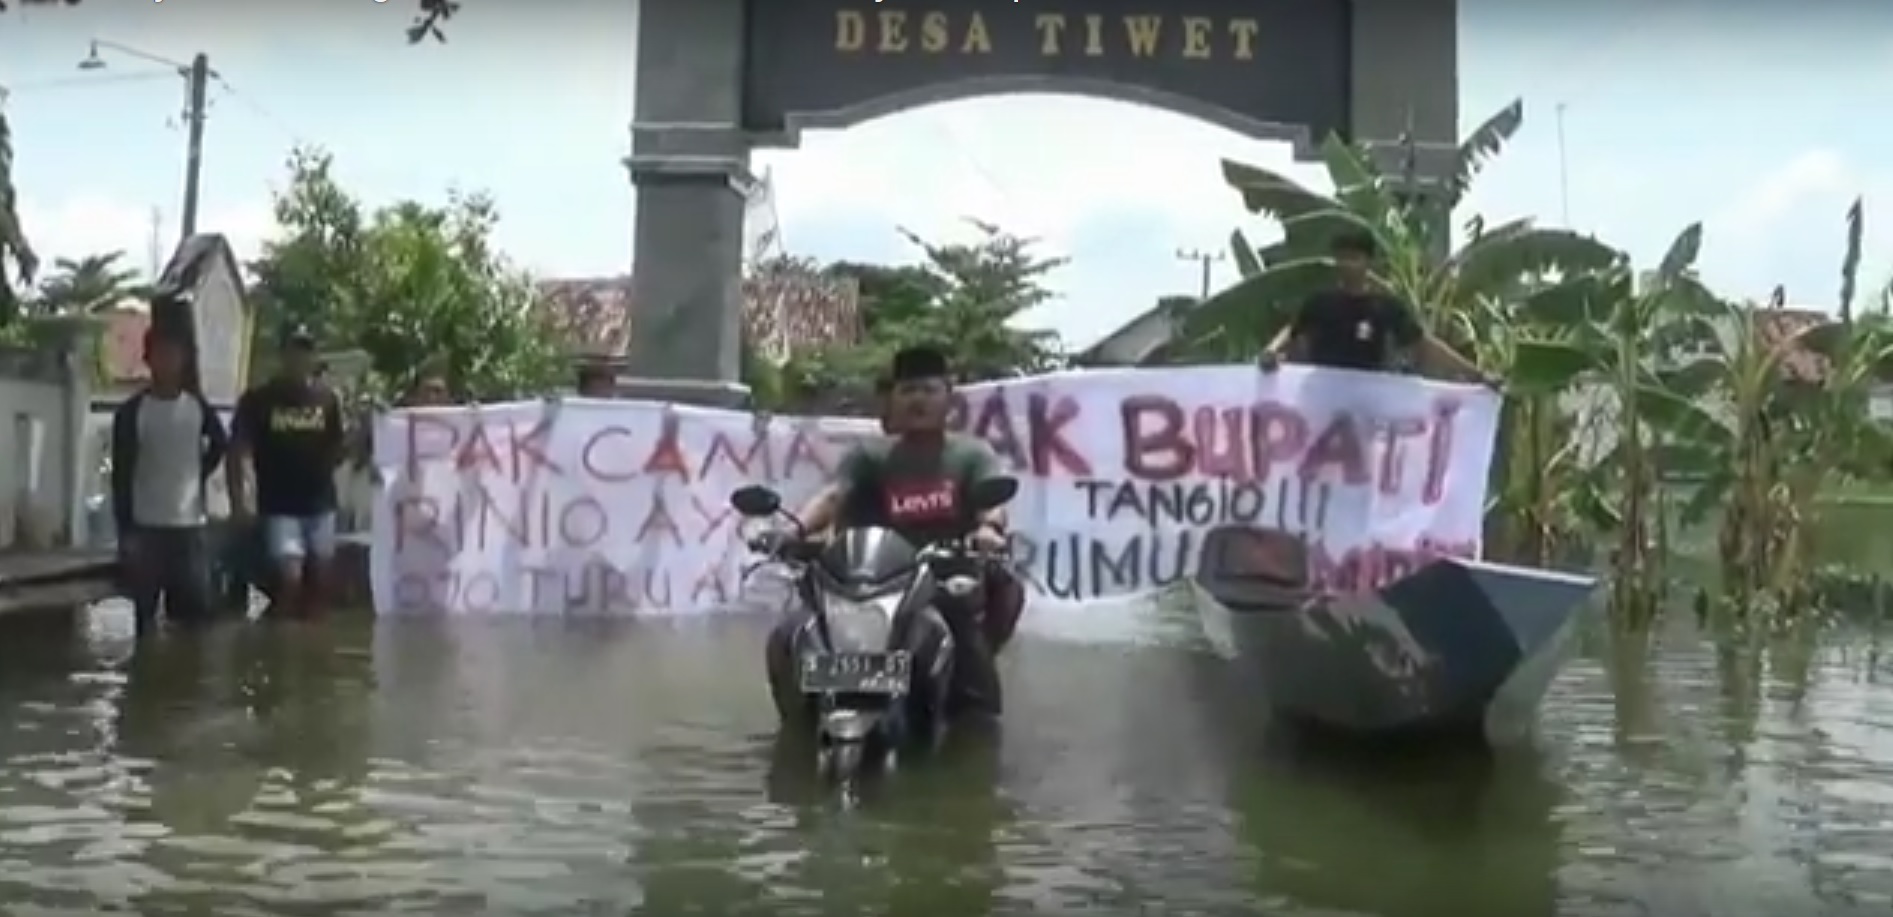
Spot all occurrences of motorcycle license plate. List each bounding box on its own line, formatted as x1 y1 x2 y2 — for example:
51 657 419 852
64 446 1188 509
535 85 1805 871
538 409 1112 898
800 651 910 694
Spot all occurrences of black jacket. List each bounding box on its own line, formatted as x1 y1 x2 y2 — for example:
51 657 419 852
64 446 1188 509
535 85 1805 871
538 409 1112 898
109 388 230 532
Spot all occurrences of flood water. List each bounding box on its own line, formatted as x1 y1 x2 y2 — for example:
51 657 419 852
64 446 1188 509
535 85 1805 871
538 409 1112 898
0 598 1889 916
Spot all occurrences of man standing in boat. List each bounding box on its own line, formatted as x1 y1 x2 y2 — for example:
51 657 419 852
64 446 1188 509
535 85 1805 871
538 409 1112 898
1257 231 1489 383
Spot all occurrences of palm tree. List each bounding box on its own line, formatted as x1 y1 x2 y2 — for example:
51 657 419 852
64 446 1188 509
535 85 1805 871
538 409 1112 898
0 103 38 326
36 250 141 314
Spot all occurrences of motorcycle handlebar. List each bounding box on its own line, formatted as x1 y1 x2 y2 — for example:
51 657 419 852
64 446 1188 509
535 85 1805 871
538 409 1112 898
744 534 1007 566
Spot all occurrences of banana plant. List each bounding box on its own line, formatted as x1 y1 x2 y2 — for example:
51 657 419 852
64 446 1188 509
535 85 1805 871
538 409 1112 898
1174 99 1620 364
1473 297 1611 566
1731 200 1893 611
1506 223 1731 624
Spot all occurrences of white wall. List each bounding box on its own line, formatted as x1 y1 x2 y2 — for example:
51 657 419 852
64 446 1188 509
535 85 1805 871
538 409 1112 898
192 265 248 405
1870 384 1893 422
0 376 74 548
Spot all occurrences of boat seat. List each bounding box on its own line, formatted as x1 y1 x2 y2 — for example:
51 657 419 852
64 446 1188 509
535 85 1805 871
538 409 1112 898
1190 525 1317 613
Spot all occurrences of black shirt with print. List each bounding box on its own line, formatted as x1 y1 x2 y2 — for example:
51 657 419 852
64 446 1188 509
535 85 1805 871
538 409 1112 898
234 378 344 516
1288 289 1424 371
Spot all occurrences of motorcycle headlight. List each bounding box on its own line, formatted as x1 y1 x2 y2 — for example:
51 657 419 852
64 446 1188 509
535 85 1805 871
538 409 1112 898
822 594 899 650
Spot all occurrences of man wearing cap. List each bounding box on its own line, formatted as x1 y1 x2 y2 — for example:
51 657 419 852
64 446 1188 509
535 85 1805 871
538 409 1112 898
229 325 346 619
773 345 1024 719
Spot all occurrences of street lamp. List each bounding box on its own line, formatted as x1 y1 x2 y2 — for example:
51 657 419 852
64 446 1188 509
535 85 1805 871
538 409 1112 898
76 39 213 242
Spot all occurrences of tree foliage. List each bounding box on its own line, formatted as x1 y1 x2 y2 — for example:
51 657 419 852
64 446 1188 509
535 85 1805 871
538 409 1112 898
0 104 36 326
248 147 566 403
35 250 140 314
762 222 1067 411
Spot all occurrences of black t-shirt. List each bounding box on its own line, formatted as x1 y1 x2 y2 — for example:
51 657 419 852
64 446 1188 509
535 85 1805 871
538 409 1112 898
1288 289 1424 371
234 378 344 516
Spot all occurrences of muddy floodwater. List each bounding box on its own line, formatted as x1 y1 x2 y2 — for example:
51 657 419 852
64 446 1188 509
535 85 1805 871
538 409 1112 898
0 598 1889 916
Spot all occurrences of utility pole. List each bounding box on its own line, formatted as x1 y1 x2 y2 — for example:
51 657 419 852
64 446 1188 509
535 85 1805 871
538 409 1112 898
180 53 209 240
1175 248 1226 299
1555 102 1571 227
147 207 162 277
78 42 213 242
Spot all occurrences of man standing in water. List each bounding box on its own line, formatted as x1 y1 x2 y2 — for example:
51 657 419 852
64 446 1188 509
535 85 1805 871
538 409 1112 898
1258 231 1488 382
110 328 229 632
401 367 453 407
775 346 1024 717
229 326 345 619
576 364 616 397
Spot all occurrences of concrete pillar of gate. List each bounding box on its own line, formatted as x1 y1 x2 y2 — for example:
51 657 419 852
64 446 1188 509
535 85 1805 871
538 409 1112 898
1348 0 1459 263
621 0 754 409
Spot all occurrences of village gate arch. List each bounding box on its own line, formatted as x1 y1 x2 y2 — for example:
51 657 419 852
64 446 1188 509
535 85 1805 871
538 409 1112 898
621 0 1458 404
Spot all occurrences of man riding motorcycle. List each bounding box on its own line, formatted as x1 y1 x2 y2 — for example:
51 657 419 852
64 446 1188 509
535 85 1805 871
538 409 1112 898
765 345 1025 718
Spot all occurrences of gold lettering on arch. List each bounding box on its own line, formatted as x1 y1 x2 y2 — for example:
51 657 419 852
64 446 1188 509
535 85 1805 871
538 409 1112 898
830 9 1257 61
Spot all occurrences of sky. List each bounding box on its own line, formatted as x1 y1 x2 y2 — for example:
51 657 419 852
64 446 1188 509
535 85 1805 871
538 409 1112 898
2 0 1891 350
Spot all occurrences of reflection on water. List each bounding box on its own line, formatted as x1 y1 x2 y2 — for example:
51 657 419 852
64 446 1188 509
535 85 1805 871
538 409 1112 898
0 602 1888 915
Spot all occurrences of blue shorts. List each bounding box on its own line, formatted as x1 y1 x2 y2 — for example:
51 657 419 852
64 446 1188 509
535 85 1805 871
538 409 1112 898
263 512 338 562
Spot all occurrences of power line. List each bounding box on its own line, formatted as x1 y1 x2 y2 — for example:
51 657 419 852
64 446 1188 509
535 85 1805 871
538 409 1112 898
209 74 310 146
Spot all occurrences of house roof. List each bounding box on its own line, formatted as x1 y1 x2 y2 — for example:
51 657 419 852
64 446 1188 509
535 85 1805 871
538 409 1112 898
535 266 861 361
1755 306 1830 383
154 233 244 301
1074 295 1198 366
97 233 247 387
537 276 633 356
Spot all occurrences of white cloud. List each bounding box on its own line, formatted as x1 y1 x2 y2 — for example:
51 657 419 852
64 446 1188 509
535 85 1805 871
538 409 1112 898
1708 149 1852 241
760 95 1328 342
1693 149 1893 307
14 193 274 279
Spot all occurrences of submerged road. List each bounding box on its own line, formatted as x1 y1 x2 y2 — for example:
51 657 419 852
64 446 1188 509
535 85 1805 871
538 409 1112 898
0 598 1888 915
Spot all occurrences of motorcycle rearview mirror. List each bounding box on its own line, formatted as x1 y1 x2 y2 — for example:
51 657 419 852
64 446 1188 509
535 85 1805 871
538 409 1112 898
729 485 783 518
967 476 1019 511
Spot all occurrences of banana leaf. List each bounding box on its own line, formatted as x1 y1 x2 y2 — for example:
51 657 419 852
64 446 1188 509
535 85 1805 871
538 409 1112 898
1508 339 1600 393
1180 257 1331 348
1451 225 1620 301
1228 230 1263 278
1631 382 1734 453
1450 99 1523 206
1655 223 1704 281
1220 159 1335 223
1515 274 1622 327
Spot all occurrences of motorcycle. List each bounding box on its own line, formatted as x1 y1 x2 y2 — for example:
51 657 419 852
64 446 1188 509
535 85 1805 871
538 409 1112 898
730 476 1019 779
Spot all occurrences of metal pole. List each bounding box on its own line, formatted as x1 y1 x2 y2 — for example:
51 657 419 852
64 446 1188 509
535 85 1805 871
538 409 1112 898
180 53 208 240
1555 102 1571 227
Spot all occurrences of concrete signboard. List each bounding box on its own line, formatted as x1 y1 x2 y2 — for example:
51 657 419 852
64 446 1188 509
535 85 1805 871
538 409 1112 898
743 0 1351 148
624 0 1458 396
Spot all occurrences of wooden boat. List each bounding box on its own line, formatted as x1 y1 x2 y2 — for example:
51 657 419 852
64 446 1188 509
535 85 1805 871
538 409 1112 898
1187 526 1597 744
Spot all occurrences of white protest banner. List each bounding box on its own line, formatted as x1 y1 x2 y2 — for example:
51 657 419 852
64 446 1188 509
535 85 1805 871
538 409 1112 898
371 365 1500 616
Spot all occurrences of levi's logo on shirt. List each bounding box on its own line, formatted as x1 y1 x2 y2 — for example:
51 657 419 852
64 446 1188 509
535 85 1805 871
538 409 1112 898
885 479 957 522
